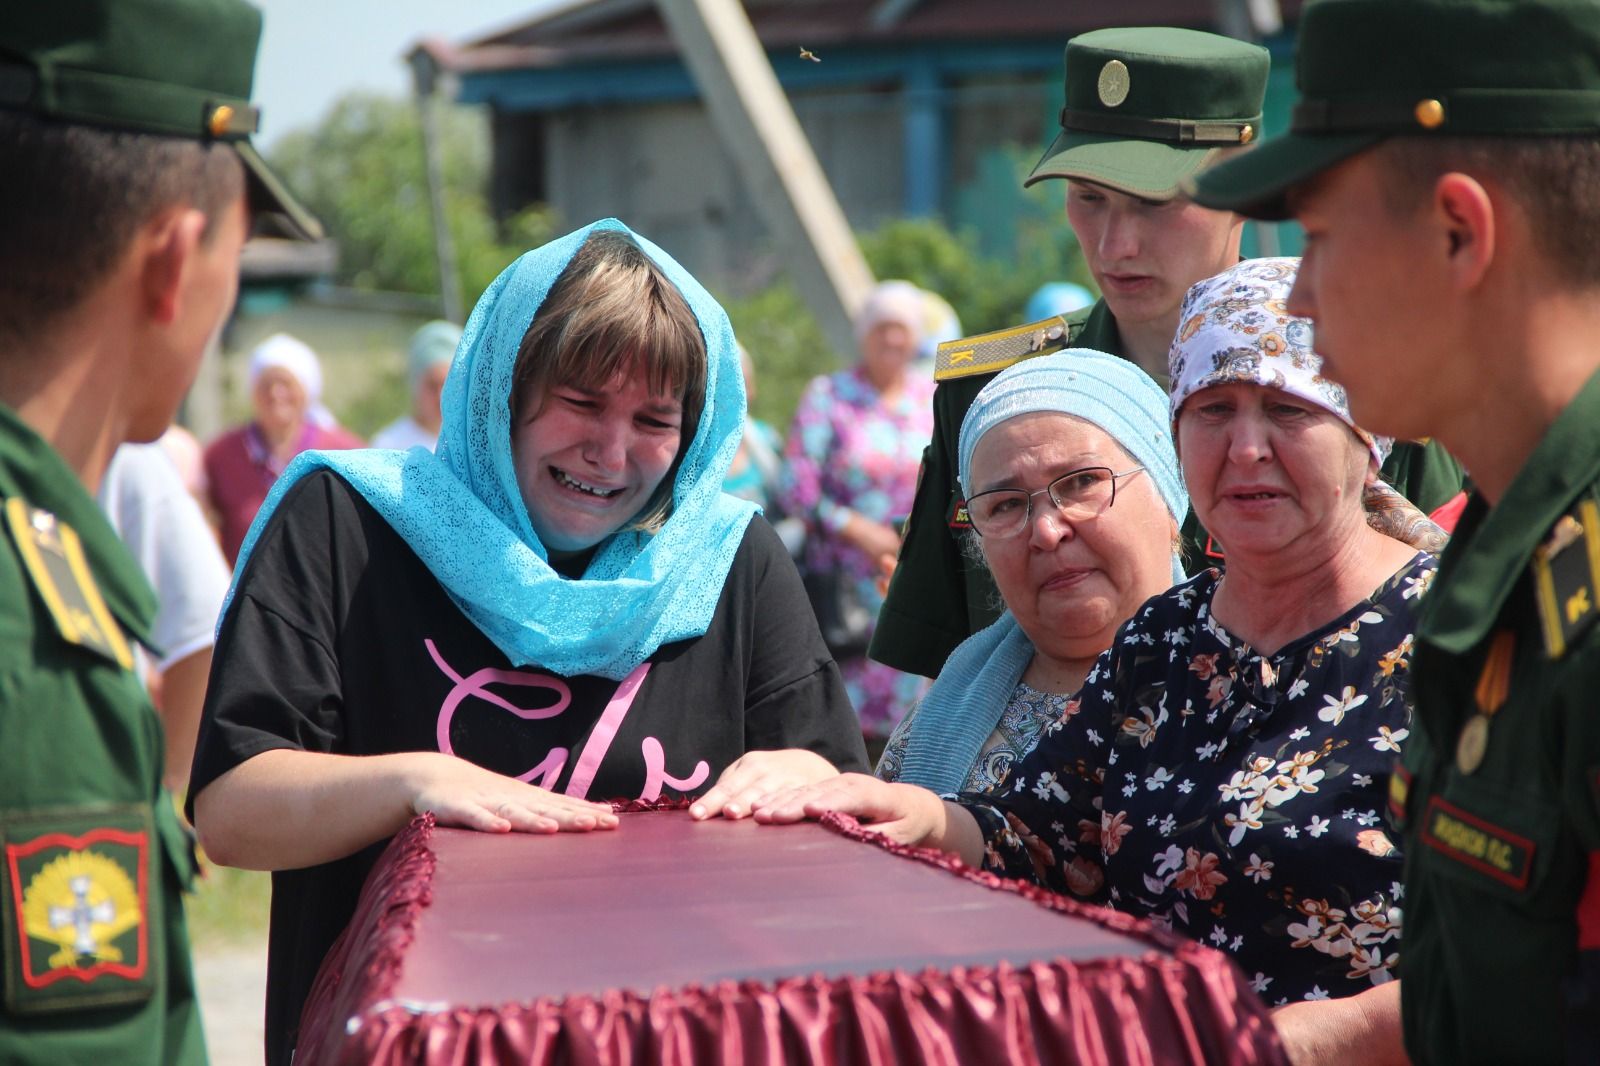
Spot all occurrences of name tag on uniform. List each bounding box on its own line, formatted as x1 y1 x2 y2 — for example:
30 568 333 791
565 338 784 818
4 498 133 670
1419 795 1535 890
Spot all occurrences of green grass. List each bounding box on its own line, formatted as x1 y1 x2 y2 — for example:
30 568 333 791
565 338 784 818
186 863 272 948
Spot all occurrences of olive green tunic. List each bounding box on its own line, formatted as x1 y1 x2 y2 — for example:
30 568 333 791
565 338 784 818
1399 368 1600 1064
870 298 1466 679
0 404 205 1064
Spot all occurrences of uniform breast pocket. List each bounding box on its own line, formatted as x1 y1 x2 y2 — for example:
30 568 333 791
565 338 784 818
1415 776 1561 910
0 803 158 1015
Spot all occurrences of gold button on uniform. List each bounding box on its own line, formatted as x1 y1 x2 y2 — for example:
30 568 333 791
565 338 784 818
1415 98 1446 129
1240 124 1255 144
208 104 234 136
1098 60 1131 108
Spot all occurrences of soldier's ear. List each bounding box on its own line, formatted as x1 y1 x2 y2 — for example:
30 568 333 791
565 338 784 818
1432 172 1495 292
135 206 207 325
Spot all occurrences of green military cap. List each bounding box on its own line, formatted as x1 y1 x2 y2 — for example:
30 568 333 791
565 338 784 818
1026 27 1270 200
1192 0 1600 219
0 0 322 240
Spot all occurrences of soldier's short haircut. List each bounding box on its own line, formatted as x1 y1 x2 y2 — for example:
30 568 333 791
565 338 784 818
1377 135 1600 286
0 109 245 343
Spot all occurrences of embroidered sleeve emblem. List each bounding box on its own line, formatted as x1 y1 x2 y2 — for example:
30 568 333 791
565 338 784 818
6 828 149 991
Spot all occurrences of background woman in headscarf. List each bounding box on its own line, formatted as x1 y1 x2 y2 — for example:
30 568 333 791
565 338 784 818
754 258 1444 1062
780 279 936 747
370 319 462 452
203 332 363 563
876 351 1187 796
188 220 868 1066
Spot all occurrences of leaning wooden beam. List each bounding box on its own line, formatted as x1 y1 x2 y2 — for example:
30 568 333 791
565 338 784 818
657 0 875 358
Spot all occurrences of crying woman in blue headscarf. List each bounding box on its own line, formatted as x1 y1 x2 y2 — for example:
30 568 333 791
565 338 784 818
188 220 869 1065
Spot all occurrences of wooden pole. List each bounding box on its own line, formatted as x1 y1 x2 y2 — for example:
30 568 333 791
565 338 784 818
657 0 875 358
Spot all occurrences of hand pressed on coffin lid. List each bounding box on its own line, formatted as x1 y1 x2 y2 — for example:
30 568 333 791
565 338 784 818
690 748 839 821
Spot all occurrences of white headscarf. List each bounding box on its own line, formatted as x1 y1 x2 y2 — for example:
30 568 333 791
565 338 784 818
247 332 336 428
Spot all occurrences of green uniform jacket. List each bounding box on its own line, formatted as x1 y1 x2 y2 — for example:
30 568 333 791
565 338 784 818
1399 369 1600 1064
870 298 1466 679
0 405 205 1064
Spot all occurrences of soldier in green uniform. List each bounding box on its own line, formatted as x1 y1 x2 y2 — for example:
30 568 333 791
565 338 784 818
0 2 315 1061
871 26 1466 681
1190 0 1600 1061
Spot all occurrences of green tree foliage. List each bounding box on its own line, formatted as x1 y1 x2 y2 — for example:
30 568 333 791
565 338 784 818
727 205 1092 437
267 93 556 303
721 282 832 431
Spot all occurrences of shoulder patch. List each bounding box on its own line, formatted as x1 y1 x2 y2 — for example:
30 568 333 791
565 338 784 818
935 315 1076 381
1531 497 1600 659
4 498 134 669
2 806 155 1013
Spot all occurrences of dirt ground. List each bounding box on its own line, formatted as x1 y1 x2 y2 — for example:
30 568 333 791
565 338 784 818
194 936 270 1066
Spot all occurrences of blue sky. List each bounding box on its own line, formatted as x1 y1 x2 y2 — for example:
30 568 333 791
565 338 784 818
253 0 556 146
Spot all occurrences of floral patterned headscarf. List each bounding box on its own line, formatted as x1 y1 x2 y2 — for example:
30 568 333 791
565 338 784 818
1167 257 1446 553
1168 257 1387 467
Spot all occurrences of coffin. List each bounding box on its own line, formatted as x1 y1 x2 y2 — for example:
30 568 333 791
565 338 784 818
294 806 1285 1065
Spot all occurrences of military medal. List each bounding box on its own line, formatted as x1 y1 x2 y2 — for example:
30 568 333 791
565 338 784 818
1457 629 1514 774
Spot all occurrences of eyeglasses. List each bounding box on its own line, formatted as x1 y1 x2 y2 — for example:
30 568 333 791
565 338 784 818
965 466 1145 539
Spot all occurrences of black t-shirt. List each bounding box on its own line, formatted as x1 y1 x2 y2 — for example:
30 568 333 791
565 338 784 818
187 470 867 1065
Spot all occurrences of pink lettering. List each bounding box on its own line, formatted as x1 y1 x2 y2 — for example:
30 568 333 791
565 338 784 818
425 646 712 801
565 663 651 800
427 639 573 783
639 737 710 802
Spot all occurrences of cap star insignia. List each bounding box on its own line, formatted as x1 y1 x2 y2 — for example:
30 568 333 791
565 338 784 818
799 47 821 62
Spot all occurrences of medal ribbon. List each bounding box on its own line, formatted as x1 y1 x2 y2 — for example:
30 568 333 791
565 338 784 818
1474 630 1515 717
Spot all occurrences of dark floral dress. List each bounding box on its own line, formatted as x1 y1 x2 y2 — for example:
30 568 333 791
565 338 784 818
962 554 1436 1005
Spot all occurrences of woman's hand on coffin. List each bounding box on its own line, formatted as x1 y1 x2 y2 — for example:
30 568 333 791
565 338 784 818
407 753 620 834
749 773 945 844
690 749 839 820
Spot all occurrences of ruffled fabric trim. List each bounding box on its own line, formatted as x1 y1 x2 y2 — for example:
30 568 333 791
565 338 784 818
295 813 439 1065
294 810 1287 1066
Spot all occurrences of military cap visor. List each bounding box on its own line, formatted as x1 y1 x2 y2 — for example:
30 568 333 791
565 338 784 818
1029 27 1269 201
1027 130 1244 200
1192 0 1600 219
0 0 321 240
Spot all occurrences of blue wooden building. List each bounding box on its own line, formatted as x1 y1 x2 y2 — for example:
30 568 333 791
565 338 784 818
422 0 1301 288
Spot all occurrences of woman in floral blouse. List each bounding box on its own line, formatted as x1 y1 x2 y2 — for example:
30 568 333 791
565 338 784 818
755 259 1448 1064
779 281 935 742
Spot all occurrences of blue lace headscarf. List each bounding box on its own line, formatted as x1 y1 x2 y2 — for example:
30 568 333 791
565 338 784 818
224 219 758 680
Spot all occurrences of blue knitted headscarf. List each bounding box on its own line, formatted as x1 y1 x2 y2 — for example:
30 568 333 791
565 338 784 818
895 350 1187 795
224 219 757 680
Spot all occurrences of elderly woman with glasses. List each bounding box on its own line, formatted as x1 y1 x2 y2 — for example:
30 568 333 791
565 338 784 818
693 350 1185 819
872 350 1189 797
753 258 1447 1059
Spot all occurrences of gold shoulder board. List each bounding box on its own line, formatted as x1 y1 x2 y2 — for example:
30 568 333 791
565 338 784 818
934 315 1077 382
1532 497 1600 659
4 497 134 669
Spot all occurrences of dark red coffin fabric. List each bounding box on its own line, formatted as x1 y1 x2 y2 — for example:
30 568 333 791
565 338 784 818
295 808 1286 1065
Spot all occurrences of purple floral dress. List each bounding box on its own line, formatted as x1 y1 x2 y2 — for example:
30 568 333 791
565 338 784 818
964 555 1436 1004
781 367 934 738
